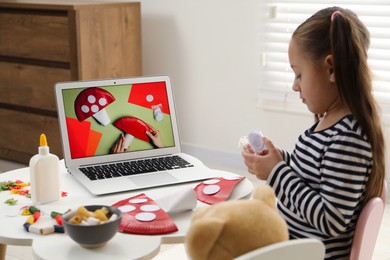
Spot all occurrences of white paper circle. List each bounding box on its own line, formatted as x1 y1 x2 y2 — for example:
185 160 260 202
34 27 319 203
81 105 89 113
87 95 96 104
135 212 156 222
91 104 99 113
146 94 154 102
140 204 160 212
129 198 148 204
118 205 136 212
223 176 240 181
203 185 221 195
98 97 107 106
203 179 220 185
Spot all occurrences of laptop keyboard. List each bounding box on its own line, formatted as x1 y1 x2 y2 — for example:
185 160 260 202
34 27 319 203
79 155 194 181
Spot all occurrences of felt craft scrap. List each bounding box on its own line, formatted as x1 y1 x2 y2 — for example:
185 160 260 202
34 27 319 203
0 180 68 201
193 176 245 205
21 206 33 216
4 198 18 206
112 193 178 235
0 180 29 196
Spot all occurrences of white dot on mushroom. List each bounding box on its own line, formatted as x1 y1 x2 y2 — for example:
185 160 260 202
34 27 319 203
99 98 107 106
81 105 90 113
118 205 136 213
129 198 148 204
140 204 160 212
91 105 99 113
135 212 156 222
203 185 221 195
87 95 96 104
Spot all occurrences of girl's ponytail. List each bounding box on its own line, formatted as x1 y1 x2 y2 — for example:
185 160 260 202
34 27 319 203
294 7 385 204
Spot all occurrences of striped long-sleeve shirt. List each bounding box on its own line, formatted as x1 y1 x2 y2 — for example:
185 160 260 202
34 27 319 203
267 115 372 259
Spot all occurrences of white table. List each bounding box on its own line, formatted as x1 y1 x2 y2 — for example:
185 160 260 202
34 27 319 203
0 161 253 260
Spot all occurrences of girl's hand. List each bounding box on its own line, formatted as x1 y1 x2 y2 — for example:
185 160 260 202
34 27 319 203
241 137 283 180
243 143 255 154
111 134 128 153
146 126 164 148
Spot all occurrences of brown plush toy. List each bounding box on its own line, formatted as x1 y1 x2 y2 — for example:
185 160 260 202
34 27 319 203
185 184 289 260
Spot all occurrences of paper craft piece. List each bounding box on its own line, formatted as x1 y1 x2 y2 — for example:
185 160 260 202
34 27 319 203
194 176 245 205
248 130 266 153
74 87 116 126
66 117 102 158
153 106 164 122
112 193 178 235
136 212 156 222
114 116 152 147
85 129 102 157
118 205 136 212
203 185 221 195
154 187 197 214
128 82 170 115
66 118 91 158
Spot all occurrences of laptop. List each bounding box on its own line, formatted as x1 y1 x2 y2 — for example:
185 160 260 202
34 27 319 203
55 75 216 195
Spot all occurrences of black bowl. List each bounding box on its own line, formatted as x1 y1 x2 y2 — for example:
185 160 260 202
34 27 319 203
62 205 122 248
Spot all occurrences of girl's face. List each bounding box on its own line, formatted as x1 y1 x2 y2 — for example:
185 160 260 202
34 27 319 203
288 38 340 115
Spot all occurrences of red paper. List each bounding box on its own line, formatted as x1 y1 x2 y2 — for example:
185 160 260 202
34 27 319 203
128 82 170 115
85 129 102 156
66 118 91 158
114 116 151 143
74 87 115 122
66 117 102 158
112 193 178 235
194 176 245 205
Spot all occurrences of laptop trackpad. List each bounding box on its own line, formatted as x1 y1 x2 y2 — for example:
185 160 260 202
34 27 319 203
129 172 179 187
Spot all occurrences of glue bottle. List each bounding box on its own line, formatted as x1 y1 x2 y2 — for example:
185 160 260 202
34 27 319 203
29 133 60 205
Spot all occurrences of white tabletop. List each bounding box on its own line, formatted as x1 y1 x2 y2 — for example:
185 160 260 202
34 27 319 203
0 160 253 259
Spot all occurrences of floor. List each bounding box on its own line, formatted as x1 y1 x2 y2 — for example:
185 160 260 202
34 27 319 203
1 159 389 260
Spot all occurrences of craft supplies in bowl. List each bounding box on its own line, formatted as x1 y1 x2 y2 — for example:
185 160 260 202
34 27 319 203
62 205 121 248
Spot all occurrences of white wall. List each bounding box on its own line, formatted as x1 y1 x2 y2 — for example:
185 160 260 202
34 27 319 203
137 0 389 177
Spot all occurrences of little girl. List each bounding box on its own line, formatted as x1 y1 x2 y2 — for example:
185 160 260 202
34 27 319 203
242 6 386 259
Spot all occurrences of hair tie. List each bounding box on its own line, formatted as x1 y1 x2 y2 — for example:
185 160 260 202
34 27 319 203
331 11 342 22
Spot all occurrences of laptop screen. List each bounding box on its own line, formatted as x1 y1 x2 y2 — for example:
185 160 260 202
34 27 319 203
61 81 175 159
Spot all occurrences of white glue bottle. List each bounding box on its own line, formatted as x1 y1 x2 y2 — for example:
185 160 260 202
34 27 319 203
29 133 60 205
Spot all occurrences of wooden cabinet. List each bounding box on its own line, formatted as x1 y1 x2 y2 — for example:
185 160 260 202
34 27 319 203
0 0 142 164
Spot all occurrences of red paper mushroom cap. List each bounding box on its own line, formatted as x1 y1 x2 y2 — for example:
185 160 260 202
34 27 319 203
114 116 152 142
74 87 116 122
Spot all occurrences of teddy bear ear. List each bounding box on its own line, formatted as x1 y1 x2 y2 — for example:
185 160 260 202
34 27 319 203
186 218 225 260
252 184 277 208
191 206 209 221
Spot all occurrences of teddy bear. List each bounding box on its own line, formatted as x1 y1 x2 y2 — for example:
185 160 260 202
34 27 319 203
185 184 289 260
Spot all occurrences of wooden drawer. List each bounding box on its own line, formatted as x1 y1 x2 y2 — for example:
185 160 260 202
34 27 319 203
0 10 70 62
0 1 141 164
0 108 63 164
0 61 71 111
75 5 142 79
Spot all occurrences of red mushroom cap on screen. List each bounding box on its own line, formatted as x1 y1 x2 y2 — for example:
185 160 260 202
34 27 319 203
114 116 152 143
74 87 115 125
